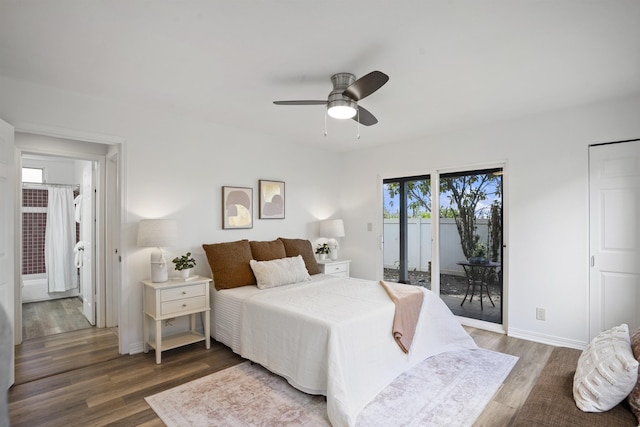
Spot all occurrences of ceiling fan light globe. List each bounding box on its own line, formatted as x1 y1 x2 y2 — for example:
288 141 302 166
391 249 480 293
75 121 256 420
328 105 357 119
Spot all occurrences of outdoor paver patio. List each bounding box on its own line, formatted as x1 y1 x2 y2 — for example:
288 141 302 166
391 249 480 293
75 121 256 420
383 269 502 324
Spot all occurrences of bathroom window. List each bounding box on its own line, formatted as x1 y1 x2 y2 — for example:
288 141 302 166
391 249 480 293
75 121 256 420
22 167 44 183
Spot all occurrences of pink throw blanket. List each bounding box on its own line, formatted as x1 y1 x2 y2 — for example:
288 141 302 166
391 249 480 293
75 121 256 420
379 280 425 353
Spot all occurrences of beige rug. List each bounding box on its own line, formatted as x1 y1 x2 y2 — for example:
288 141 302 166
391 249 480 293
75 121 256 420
145 348 518 426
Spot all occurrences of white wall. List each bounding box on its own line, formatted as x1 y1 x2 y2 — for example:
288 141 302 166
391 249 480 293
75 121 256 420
4 74 640 351
341 94 640 348
0 76 344 353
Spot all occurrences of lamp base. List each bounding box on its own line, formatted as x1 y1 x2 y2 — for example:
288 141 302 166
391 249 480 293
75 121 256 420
328 238 339 260
150 248 168 283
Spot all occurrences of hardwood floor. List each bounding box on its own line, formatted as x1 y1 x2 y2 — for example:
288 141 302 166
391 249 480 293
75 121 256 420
22 297 92 340
8 326 554 426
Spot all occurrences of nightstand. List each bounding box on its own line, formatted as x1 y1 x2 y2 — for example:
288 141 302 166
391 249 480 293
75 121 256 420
142 276 211 364
317 259 351 277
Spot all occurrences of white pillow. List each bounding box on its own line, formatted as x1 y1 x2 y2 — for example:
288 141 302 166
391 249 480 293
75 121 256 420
573 323 639 412
249 255 311 289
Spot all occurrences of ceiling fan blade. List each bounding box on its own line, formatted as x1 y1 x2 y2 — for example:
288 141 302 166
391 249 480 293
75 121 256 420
273 100 327 105
353 105 378 126
343 71 389 101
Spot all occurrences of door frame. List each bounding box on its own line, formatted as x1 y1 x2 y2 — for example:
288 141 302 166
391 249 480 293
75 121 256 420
380 160 509 334
12 123 125 351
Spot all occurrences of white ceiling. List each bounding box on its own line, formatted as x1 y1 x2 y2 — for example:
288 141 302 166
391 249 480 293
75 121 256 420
1 1 639 152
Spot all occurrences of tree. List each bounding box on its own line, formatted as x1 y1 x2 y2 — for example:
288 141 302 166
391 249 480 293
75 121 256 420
385 173 501 259
385 180 431 216
441 174 501 259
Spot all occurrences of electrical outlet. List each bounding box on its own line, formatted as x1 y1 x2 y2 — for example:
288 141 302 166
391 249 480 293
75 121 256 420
536 307 546 321
367 222 373 232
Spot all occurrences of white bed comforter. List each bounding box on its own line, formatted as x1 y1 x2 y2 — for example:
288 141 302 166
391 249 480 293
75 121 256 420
235 275 477 427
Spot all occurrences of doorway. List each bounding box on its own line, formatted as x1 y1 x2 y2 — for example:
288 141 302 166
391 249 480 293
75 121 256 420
20 153 96 340
14 130 121 345
382 166 504 326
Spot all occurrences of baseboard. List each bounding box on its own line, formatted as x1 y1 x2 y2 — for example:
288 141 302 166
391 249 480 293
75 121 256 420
508 327 587 350
128 341 144 355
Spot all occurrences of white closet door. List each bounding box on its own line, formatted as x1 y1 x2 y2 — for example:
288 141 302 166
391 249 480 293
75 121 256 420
589 140 640 339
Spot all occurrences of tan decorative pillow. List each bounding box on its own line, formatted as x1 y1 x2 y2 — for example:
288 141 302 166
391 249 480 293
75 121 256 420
628 327 640 423
249 239 286 261
278 237 321 275
249 255 311 289
202 240 256 291
573 323 639 412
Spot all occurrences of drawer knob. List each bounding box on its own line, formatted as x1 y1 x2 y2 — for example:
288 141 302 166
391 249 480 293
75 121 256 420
182 291 187 295
182 304 187 307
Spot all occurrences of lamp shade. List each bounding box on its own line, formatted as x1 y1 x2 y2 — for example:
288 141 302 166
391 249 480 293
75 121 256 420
319 219 345 238
137 219 178 247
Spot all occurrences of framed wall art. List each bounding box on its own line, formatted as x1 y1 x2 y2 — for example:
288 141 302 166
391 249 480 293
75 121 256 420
222 186 253 229
259 180 285 219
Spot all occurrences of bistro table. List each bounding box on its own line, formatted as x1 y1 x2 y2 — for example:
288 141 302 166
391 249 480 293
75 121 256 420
456 260 501 310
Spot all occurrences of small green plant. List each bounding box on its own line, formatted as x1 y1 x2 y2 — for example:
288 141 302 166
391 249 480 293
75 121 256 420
172 252 196 271
472 242 487 259
315 243 331 255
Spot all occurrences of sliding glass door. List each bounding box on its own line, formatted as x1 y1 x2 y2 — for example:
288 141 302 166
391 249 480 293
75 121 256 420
383 175 432 287
383 167 503 325
439 168 503 324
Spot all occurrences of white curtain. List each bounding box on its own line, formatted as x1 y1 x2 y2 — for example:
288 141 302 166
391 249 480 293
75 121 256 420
45 187 78 292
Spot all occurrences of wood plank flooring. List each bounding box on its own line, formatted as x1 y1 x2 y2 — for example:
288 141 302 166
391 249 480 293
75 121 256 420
22 297 92 340
8 326 554 426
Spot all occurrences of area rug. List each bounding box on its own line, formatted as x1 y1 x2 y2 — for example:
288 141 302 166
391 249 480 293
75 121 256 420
145 348 518 427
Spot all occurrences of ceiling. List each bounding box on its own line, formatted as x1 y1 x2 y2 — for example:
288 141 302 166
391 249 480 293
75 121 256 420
1 1 639 152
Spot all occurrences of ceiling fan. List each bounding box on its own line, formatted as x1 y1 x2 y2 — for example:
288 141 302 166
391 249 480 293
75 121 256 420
273 71 389 126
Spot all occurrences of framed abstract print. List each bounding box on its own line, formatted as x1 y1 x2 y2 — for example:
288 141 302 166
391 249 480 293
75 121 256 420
259 180 285 219
222 186 253 229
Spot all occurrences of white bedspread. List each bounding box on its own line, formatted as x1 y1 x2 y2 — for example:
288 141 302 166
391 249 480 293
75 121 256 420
231 275 477 427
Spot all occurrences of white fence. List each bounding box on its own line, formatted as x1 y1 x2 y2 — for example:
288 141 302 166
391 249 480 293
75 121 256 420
383 218 490 276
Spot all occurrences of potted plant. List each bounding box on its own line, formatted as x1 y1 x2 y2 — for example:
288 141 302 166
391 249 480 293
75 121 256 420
172 252 196 278
315 243 331 260
469 242 489 264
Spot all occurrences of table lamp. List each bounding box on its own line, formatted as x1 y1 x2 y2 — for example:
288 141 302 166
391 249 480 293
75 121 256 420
137 219 178 282
319 219 345 260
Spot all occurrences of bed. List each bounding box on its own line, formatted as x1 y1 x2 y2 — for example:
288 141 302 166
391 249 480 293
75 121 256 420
204 238 477 427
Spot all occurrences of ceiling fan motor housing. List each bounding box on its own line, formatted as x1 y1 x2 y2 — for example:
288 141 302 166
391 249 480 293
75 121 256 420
327 73 357 119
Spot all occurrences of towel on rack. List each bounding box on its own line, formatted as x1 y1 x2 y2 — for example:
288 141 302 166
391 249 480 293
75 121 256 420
73 241 84 268
74 195 82 223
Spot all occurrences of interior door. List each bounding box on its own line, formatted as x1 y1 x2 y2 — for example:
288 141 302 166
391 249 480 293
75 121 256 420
589 140 640 339
81 162 95 325
0 118 15 386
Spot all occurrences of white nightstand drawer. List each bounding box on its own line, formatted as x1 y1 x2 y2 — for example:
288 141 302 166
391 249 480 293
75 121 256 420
318 259 351 277
325 263 348 274
160 283 206 302
161 295 207 316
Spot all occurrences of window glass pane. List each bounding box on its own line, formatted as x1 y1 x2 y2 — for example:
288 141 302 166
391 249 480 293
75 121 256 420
383 177 431 288
439 168 503 324
22 167 43 183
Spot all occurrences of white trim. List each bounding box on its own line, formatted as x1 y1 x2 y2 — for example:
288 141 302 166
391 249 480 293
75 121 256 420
128 341 144 355
13 122 125 145
458 316 506 334
508 327 587 350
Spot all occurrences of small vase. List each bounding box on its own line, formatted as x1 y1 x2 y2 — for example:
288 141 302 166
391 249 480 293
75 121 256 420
179 269 190 278
318 254 327 261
